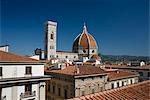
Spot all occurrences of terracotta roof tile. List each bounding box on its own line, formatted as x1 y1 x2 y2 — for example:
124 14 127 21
68 80 150 100
45 65 106 76
107 70 139 80
0 51 39 62
72 26 97 52
105 65 150 70
91 54 100 60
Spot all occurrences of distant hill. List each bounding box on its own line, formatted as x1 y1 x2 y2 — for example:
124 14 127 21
99 54 149 62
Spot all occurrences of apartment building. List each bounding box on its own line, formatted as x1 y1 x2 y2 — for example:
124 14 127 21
0 51 51 100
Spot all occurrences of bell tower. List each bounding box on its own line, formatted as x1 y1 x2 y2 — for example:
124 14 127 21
45 21 57 60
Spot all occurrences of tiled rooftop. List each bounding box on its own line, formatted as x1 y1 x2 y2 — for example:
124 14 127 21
45 65 106 76
0 51 39 62
72 26 97 52
105 64 150 70
91 54 101 60
68 80 150 100
107 70 139 80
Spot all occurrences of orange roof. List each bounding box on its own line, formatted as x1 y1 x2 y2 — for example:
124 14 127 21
84 61 95 65
73 33 97 49
91 54 101 60
68 80 150 100
45 65 106 76
72 25 97 52
107 70 139 80
0 51 39 62
105 65 150 70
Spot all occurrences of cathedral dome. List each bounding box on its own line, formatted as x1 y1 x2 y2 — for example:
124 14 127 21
72 24 98 55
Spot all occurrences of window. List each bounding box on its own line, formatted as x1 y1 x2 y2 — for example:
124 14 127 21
139 72 143 76
92 77 94 80
100 87 103 92
0 67 2 76
48 84 50 92
130 79 133 84
81 78 84 81
60 65 62 69
92 89 94 93
56 55 58 58
122 81 124 86
111 83 114 89
26 67 32 75
51 34 54 39
74 56 76 58
92 50 95 53
0 86 2 99
83 50 86 53
50 55 54 58
66 56 68 58
148 72 150 77
82 91 85 96
64 89 67 98
50 46 54 49
58 87 61 96
25 84 32 95
117 82 119 87
100 76 103 78
52 85 55 94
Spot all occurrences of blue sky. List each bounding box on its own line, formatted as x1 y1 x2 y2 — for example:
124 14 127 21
1 0 149 56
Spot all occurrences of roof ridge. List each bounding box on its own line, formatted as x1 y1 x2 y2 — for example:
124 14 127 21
0 51 39 62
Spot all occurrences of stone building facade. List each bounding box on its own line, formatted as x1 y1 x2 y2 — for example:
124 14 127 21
105 70 139 90
0 51 51 100
56 51 78 61
68 80 150 100
105 65 150 81
45 65 139 100
45 66 107 100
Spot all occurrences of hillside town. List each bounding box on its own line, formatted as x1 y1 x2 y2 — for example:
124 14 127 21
0 20 149 100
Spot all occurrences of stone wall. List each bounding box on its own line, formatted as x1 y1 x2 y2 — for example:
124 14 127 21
75 75 107 97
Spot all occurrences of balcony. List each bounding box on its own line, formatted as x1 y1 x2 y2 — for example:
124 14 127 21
20 91 36 99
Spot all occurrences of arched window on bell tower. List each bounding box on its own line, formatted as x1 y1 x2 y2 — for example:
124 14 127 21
51 31 54 40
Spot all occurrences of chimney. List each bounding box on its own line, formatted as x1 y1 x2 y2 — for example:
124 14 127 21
0 45 9 52
77 67 80 74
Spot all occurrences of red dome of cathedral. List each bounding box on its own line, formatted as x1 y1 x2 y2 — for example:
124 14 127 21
72 24 98 53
